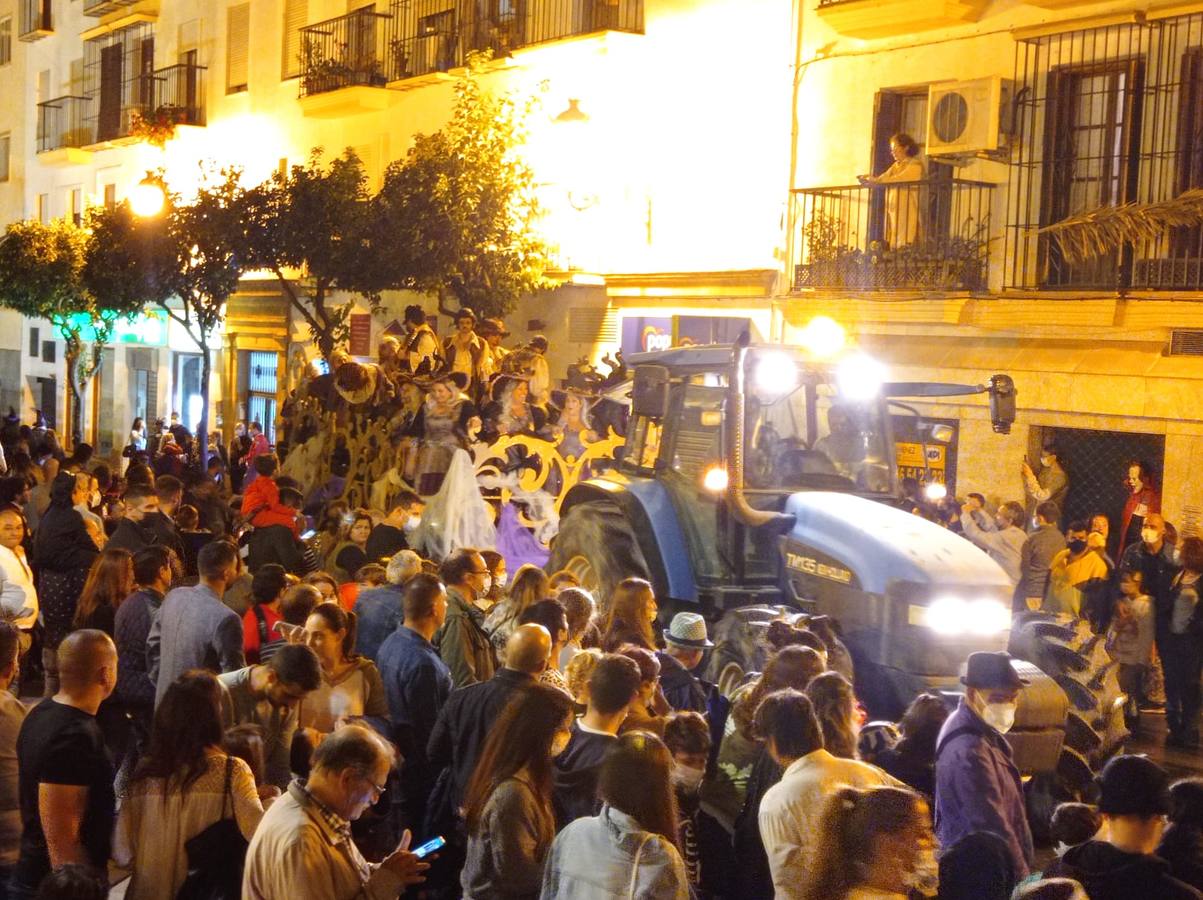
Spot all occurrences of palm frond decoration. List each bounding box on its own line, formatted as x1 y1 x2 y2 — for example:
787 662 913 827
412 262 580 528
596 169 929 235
1039 188 1203 264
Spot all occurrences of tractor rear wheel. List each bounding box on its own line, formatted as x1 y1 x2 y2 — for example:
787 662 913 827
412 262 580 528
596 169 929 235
547 500 651 612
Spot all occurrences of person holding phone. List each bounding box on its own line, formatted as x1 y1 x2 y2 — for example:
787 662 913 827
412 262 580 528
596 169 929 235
462 683 574 900
243 724 429 899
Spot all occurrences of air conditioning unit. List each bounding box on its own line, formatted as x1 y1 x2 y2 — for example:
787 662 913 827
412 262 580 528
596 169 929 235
926 76 1009 155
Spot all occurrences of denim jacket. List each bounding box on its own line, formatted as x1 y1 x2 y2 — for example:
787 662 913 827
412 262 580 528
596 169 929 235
540 804 689 900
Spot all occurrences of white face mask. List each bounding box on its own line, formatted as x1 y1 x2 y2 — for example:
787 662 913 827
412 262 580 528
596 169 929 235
481 575 493 595
403 515 421 533
89 491 101 508
495 572 508 589
1040 455 1054 467
1174 547 1183 566
672 764 705 794
981 700 1017 734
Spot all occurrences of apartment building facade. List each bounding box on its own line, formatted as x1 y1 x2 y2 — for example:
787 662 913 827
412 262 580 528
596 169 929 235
0 0 798 457
784 0 1203 534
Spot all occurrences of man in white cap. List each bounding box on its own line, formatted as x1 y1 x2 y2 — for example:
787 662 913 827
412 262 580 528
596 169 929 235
657 612 716 713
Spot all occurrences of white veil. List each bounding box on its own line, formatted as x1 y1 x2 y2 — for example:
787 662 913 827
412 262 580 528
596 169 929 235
412 448 496 559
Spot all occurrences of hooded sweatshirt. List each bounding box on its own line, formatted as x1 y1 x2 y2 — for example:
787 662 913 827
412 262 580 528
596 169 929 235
1044 840 1202 899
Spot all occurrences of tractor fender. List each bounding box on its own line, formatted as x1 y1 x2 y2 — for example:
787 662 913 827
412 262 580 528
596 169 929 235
562 477 698 603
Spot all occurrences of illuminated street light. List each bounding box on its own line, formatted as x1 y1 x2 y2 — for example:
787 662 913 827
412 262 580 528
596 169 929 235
129 177 166 217
798 315 847 358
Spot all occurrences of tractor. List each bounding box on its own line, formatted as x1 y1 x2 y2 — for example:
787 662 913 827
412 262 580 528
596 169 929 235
548 336 1123 794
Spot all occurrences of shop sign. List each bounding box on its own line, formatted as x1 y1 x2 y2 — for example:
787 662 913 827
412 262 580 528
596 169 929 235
66 311 168 346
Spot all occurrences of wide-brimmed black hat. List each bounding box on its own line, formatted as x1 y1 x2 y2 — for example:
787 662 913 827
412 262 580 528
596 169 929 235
961 651 1028 690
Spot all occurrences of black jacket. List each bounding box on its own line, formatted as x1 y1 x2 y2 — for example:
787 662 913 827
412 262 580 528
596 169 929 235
104 517 162 556
364 524 408 565
32 476 97 573
1045 840 1202 900
656 651 710 714
1160 824 1203 893
247 524 306 575
426 668 535 809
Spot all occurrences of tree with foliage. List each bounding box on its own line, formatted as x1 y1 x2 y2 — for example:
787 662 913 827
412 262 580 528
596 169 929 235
86 169 252 466
243 149 388 359
375 52 556 319
0 219 143 446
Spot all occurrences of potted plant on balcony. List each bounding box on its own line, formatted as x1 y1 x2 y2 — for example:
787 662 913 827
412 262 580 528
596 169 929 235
129 104 188 148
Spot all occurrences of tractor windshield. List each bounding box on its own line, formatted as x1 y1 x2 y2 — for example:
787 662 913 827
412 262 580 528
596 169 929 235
745 381 895 495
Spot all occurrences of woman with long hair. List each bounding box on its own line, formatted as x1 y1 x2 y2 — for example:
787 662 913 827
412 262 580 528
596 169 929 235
485 564 550 659
875 692 950 799
461 684 574 899
114 670 265 900
72 547 134 635
298 602 388 735
601 577 658 652
807 671 859 760
803 785 933 900
32 472 99 695
703 645 825 827
542 730 689 898
324 511 373 584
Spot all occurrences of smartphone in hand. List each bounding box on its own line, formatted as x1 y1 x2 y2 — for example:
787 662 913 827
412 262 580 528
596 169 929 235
412 836 446 859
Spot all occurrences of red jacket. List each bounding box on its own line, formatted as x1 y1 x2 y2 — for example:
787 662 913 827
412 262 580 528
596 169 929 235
241 478 299 534
1120 486 1161 557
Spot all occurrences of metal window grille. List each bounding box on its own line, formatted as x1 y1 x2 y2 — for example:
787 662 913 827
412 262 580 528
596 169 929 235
248 352 279 394
1007 13 1203 291
1040 425 1165 555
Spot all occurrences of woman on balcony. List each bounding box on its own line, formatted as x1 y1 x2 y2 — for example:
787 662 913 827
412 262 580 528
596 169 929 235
859 132 925 247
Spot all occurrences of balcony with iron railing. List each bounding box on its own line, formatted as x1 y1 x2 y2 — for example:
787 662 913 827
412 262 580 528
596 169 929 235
791 180 995 293
147 62 206 127
83 0 141 16
299 8 391 98
18 0 52 41
814 0 986 40
384 0 643 84
37 96 93 153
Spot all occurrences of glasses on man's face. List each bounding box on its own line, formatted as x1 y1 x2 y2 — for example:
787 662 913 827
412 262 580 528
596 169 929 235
357 771 387 799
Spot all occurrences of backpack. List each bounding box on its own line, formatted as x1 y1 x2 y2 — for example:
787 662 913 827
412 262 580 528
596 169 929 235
251 604 285 664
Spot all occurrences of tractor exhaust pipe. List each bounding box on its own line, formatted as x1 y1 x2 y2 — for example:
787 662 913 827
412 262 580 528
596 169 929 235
728 334 796 533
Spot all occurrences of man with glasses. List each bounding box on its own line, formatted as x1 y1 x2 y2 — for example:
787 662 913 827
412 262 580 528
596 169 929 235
243 724 429 900
219 642 322 790
436 549 497 688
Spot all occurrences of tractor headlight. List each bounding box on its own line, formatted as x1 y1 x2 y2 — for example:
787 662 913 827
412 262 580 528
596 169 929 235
753 352 799 398
923 596 1011 636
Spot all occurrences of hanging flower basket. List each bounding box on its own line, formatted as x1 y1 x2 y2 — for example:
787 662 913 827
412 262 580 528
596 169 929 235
129 105 189 148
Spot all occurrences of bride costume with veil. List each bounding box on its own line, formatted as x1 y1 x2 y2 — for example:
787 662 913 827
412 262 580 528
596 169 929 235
411 448 497 560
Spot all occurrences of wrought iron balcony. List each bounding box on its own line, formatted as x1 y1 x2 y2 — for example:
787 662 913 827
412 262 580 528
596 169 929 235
37 96 93 153
148 63 206 126
792 180 995 293
384 0 643 83
300 7 391 97
83 0 140 16
18 0 52 41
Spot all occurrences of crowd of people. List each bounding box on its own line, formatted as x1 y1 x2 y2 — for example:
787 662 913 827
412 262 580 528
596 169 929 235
0 349 1194 900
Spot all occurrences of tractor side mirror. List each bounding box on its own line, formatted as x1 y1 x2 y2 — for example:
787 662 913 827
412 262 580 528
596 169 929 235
988 374 1016 435
631 365 671 419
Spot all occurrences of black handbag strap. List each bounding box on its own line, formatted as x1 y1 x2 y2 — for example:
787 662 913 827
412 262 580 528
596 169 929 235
220 755 234 821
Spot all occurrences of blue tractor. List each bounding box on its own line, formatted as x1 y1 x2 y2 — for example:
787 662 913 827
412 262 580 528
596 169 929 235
550 337 1025 713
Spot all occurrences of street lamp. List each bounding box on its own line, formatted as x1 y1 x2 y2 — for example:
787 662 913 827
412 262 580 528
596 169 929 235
129 176 166 217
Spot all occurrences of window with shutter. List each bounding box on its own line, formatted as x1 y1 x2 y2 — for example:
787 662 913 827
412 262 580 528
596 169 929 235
282 0 307 80
227 3 249 93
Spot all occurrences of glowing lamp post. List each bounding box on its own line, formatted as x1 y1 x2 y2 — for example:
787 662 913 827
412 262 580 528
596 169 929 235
129 177 166 217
